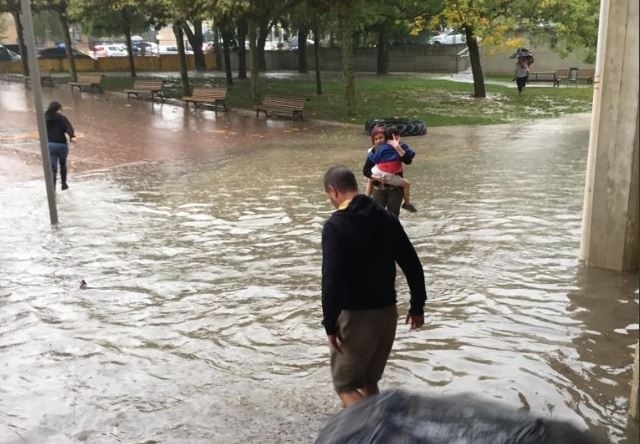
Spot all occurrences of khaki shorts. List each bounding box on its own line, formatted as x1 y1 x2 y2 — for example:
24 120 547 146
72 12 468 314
331 305 398 393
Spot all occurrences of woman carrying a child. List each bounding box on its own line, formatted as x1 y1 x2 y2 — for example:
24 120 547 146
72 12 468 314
362 125 417 216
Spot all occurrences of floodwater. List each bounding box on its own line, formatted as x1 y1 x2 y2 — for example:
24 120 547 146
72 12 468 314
0 80 638 443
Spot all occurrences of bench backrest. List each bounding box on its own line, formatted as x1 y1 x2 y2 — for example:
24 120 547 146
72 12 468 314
190 87 227 99
577 68 594 79
76 74 103 84
530 72 555 80
262 95 306 109
555 69 569 78
133 79 163 90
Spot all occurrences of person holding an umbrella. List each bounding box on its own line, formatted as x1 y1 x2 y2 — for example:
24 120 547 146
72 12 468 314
511 48 534 93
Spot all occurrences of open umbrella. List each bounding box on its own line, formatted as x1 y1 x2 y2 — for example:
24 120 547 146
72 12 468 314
510 47 534 59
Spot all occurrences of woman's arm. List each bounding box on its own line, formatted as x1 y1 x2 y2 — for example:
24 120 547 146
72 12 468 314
362 157 375 179
62 115 75 140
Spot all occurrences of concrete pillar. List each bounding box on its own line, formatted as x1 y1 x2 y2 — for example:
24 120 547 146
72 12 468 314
580 0 639 271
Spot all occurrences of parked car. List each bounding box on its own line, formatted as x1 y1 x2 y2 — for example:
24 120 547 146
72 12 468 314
132 41 158 56
8 49 21 61
37 46 92 59
0 44 13 61
158 45 193 55
286 37 315 50
94 44 128 57
0 45 21 61
428 30 466 45
2 43 21 55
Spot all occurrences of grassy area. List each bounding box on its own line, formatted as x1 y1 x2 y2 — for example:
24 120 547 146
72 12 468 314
102 73 594 127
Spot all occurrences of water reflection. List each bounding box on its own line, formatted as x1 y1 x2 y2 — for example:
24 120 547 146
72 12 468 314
0 83 638 443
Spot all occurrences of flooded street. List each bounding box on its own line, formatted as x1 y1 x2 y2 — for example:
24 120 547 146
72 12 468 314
0 81 638 443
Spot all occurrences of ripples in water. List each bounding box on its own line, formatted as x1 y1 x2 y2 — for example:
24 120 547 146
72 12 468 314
0 115 637 443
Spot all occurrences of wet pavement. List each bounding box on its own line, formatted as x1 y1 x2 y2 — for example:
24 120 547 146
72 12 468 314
0 80 638 443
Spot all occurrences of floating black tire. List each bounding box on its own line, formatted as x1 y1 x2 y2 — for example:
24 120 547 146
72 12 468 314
364 118 427 137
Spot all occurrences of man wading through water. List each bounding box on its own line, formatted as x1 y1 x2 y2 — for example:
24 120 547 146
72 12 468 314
321 166 427 407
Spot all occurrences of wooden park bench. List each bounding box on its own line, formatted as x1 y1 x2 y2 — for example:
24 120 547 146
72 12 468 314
527 71 559 87
181 86 228 112
577 68 595 84
556 68 594 87
255 95 307 120
69 73 104 93
124 78 165 102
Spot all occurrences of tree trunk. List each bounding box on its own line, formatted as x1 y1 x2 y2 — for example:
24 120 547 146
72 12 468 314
257 20 269 72
237 17 247 79
182 20 206 71
58 11 77 82
313 34 322 95
297 28 309 73
376 23 388 75
337 2 356 116
465 28 486 98
123 24 136 78
248 19 261 104
221 29 233 86
173 23 190 97
213 29 222 70
10 11 29 76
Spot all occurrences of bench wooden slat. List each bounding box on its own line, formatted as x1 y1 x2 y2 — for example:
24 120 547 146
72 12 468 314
577 68 594 84
69 74 104 93
124 79 165 101
182 87 228 112
256 95 307 120
527 72 559 87
555 68 594 86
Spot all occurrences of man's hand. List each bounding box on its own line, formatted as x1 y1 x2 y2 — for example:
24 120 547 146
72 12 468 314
405 313 424 330
327 334 342 353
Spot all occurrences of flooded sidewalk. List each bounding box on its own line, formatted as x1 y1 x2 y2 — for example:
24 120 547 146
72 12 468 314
0 79 351 184
0 81 638 443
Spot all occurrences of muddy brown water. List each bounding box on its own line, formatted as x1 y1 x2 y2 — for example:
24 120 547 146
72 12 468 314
0 80 638 443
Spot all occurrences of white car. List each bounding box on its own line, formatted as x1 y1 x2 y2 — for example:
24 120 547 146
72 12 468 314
429 30 466 45
159 45 193 55
95 44 128 57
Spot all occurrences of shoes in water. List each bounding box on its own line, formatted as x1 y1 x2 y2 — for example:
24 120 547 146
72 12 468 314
402 203 417 213
61 183 69 190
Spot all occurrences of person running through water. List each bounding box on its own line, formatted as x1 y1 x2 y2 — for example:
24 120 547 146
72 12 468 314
45 101 76 190
514 55 533 93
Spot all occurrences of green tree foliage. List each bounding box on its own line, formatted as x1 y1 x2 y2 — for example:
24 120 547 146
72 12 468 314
538 0 599 63
289 0 335 94
413 0 599 97
69 0 144 77
417 0 535 98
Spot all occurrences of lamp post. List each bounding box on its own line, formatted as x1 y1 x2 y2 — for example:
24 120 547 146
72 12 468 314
21 0 58 225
